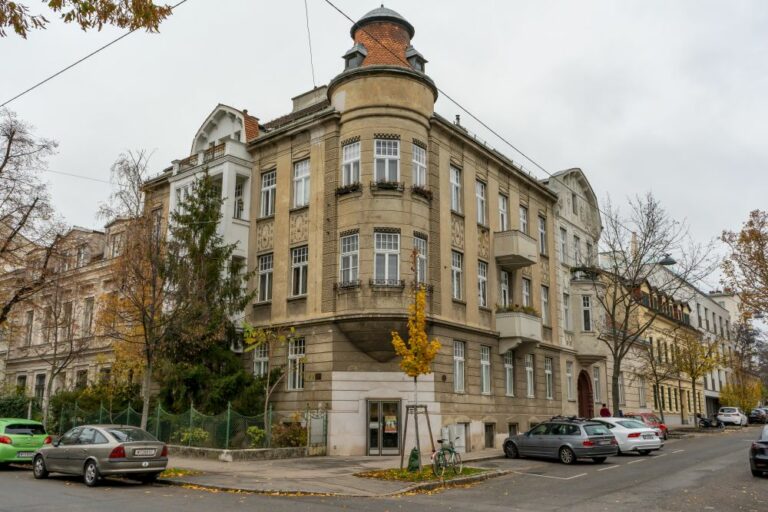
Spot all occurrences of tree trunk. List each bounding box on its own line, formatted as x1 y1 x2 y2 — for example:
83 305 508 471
655 385 666 423
43 372 55 428
611 367 620 416
413 376 422 471
140 360 153 430
691 380 698 424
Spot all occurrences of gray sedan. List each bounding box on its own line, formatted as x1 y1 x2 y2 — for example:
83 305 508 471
32 425 168 486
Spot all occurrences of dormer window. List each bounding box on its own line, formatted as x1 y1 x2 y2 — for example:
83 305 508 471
405 46 427 72
75 245 89 268
343 43 367 70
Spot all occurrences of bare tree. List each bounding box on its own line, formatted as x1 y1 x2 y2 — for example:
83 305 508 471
671 328 721 422
589 193 716 415
0 108 62 329
633 329 680 424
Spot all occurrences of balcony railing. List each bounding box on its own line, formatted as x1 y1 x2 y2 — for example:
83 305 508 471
204 142 226 163
497 310 542 354
494 230 538 270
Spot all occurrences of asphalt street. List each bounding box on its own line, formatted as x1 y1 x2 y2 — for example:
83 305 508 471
0 427 765 512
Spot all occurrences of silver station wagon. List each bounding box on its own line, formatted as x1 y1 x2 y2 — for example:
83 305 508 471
504 417 619 464
33 425 168 486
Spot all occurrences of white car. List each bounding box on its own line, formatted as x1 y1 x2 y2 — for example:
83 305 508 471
591 417 663 455
717 407 748 426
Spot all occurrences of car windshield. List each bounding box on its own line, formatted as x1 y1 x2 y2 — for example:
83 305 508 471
584 424 611 436
617 420 646 429
106 427 158 443
4 423 46 435
721 408 737 413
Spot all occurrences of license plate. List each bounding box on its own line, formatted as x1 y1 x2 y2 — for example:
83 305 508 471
597 440 610 445
643 434 654 439
133 449 156 457
16 451 34 458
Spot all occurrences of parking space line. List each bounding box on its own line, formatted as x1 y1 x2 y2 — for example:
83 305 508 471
655 453 667 458
512 471 588 481
627 459 646 464
671 449 685 454
597 465 620 472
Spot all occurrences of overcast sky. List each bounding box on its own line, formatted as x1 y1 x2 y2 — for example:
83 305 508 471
3 0 766 288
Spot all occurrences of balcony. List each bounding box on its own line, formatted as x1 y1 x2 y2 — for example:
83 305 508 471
497 311 542 354
494 230 538 270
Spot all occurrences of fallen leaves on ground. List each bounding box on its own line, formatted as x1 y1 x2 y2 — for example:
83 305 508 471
160 467 203 478
356 466 486 483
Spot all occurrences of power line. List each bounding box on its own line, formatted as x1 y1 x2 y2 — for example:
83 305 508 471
42 169 112 185
1 0 191 108
303 0 318 88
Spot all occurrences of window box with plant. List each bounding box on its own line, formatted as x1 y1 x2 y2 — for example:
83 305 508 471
411 184 433 201
335 182 362 196
496 304 540 317
370 180 404 192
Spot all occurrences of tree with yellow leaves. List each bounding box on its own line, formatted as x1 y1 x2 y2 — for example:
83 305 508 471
391 284 440 470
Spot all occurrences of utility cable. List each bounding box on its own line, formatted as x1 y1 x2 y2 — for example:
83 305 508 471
304 0 318 88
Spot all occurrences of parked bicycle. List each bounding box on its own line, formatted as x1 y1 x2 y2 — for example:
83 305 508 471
432 436 463 477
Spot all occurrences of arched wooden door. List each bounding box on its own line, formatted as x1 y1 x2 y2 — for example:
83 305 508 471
577 370 594 419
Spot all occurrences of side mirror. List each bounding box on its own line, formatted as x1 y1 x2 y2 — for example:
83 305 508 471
52 439 61 447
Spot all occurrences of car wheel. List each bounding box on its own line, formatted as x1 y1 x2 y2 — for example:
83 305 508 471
559 447 576 465
638 450 651 456
504 442 519 459
32 455 48 479
592 457 607 464
83 460 100 487
137 472 161 484
751 469 763 477
663 431 668 440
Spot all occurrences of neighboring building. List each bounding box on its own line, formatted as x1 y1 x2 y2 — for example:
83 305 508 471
240 6 568 456
2 224 124 404
541 169 605 418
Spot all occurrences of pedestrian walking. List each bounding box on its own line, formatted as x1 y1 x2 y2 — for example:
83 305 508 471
599 403 611 417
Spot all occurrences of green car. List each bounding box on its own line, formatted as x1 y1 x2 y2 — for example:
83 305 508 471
0 418 51 465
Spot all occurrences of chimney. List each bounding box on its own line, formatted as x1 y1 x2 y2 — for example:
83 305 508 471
630 231 638 257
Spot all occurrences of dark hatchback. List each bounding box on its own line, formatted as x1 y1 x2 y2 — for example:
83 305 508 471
750 426 768 477
748 408 768 425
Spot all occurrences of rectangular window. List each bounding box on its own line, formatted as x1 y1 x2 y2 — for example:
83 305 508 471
586 241 594 265
24 310 33 346
414 235 428 284
593 366 602 403
522 278 531 307
16 375 27 392
374 139 399 182
374 232 400 285
541 285 550 325
340 234 359 285
75 369 88 390
34 374 45 400
450 166 462 212
233 176 247 219
525 354 535 398
566 361 574 400
538 215 547 254
560 228 568 263
519 205 528 234
82 298 94 336
451 251 463 300
638 376 647 407
342 141 361 186
291 246 309 297
258 253 273 302
475 180 487 225
572 192 578 215
480 345 491 395
252 343 269 377
287 338 305 390
582 295 592 331
293 159 310 208
110 232 123 258
544 357 554 400
563 293 571 330
76 245 88 268
573 235 581 264
500 271 510 308
499 194 508 231
618 372 625 405
478 261 488 308
412 144 427 187
62 302 73 340
454 341 465 393
260 170 276 217
505 351 515 396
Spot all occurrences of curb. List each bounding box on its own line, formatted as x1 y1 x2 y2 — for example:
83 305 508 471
157 466 511 498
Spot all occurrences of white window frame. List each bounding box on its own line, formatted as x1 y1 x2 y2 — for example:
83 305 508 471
450 166 462 213
293 159 310 208
504 350 515 396
593 366 602 403
573 234 582 264
454 341 465 393
291 246 309 297
475 180 487 225
541 285 550 325
260 170 276 217
287 338 305 390
544 357 554 400
24 310 34 345
519 205 528 234
374 139 399 182
500 271 510 308
451 251 463 300
582 295 592 331
412 144 427 187
499 194 509 231
522 278 532 307
563 292 571 330
478 261 488 308
414 235 428 284
340 234 359 285
233 176 247 219
566 361 574 401
638 376 646 407
525 354 535 398
373 232 400 285
480 345 491 395
538 215 547 254
252 344 269 377
342 141 360 186
258 253 273 302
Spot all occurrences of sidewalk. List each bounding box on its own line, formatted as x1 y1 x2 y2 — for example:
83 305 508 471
159 449 505 496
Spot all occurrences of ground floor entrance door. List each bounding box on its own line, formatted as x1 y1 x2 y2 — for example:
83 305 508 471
578 371 595 418
367 400 401 455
